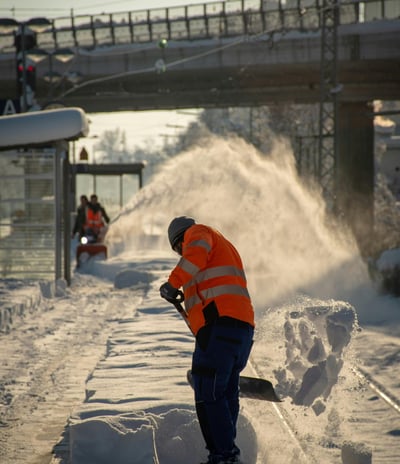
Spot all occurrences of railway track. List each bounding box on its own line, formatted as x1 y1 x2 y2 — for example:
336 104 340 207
245 354 400 464
353 366 400 415
245 359 319 464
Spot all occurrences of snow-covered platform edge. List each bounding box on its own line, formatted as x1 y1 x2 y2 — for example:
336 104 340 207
0 279 67 333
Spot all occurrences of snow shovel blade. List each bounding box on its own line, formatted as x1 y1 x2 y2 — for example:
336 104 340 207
238 375 282 402
186 370 282 402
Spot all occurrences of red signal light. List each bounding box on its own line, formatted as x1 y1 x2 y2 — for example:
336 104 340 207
17 64 35 72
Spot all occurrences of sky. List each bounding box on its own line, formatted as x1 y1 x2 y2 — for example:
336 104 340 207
1 134 400 463
73 109 201 163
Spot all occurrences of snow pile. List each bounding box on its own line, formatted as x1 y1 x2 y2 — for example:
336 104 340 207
70 408 257 464
70 412 161 464
256 296 357 415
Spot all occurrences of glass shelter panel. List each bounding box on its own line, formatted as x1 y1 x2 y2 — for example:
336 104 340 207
92 175 121 219
75 172 141 221
0 149 58 278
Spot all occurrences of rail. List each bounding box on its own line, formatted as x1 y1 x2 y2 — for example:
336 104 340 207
247 357 400 462
0 0 399 53
353 366 400 415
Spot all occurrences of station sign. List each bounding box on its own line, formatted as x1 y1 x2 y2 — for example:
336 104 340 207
0 99 20 115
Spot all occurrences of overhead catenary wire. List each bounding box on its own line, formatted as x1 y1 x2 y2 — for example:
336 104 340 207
59 27 282 99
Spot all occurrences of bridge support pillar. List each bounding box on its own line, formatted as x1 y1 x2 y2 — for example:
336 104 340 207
336 101 374 255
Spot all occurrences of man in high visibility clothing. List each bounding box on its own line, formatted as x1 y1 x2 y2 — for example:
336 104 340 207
83 194 110 243
160 216 255 464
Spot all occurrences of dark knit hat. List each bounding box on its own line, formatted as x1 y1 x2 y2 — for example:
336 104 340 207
167 216 195 248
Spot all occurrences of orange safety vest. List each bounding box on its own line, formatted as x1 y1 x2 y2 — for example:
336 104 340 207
168 224 255 336
85 207 104 234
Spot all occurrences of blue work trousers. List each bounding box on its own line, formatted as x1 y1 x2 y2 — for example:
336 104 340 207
191 318 254 462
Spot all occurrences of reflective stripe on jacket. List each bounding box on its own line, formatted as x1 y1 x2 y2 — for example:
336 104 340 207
168 224 255 336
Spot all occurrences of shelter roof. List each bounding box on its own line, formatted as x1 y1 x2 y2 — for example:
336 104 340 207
0 107 89 149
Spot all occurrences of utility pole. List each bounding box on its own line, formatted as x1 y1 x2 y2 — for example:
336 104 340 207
318 0 340 210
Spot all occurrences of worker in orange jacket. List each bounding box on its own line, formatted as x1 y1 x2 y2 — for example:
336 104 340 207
160 216 255 464
83 194 110 243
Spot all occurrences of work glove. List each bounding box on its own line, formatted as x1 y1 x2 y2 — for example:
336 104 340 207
159 282 180 303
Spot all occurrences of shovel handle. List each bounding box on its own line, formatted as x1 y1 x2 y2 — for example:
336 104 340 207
170 295 193 334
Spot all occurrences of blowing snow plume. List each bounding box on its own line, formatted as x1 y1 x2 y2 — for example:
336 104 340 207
106 135 370 311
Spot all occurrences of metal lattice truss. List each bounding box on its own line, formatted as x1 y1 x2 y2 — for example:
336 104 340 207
318 0 339 209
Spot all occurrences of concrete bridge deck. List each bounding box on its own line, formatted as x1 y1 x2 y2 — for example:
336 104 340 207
0 0 399 112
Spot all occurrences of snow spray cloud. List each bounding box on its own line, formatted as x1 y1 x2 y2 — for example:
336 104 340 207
106 135 371 312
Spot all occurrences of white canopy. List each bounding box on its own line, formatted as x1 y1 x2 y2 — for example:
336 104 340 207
0 107 89 149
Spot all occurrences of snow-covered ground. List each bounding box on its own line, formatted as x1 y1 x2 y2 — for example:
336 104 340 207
1 136 400 464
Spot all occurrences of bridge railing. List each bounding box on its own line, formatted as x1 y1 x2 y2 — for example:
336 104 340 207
0 0 398 52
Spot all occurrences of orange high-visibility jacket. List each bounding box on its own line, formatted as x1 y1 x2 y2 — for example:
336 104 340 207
168 224 255 336
85 207 104 233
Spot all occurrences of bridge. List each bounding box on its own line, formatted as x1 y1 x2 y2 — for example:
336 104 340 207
0 0 399 254
0 0 399 111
